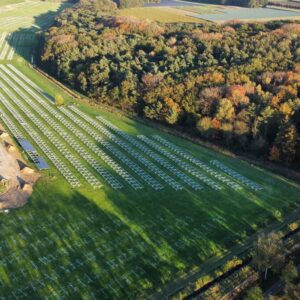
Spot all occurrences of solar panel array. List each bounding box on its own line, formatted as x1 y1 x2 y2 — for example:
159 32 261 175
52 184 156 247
0 108 49 170
0 100 80 188
0 32 32 61
0 64 262 193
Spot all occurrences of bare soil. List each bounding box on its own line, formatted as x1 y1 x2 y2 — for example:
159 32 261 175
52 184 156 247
0 133 40 209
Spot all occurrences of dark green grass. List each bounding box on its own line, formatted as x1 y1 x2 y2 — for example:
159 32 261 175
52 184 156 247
0 61 299 299
1 5 299 298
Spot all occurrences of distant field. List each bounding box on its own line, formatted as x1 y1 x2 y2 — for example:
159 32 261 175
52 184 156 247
0 0 24 7
0 1 72 32
145 0 204 6
118 6 203 23
176 5 221 14
191 6 300 22
120 1 300 23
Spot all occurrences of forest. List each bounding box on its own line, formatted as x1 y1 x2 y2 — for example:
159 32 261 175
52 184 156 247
40 0 300 167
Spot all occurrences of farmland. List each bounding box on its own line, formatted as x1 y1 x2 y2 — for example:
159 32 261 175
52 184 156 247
0 1 299 299
119 0 300 23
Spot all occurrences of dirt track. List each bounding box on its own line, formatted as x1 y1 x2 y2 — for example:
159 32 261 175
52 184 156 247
0 140 20 188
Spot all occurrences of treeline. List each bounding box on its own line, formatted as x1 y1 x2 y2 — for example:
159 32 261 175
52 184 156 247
78 0 159 9
116 0 160 9
41 0 300 167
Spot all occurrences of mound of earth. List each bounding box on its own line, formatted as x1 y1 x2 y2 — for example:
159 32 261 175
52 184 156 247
0 133 40 209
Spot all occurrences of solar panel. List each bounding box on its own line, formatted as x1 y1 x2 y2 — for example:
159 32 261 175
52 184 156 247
18 138 35 151
36 157 49 170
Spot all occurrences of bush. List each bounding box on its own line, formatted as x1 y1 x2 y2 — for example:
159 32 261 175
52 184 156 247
55 94 64 106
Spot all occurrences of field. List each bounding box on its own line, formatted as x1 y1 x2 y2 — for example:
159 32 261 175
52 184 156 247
193 6 300 22
120 0 300 23
0 58 299 298
0 1 300 299
118 6 204 23
0 32 36 61
0 0 72 32
0 0 24 7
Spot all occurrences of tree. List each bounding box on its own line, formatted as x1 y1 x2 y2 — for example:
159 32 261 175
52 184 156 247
55 94 64 106
269 145 280 162
118 0 138 8
197 117 213 138
252 232 285 280
41 2 300 167
249 0 268 8
245 286 264 300
281 261 298 284
216 98 235 121
93 0 117 11
275 123 298 163
281 262 300 300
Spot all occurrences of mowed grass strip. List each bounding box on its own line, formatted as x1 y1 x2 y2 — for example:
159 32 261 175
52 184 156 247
0 61 298 298
118 6 203 23
0 0 24 7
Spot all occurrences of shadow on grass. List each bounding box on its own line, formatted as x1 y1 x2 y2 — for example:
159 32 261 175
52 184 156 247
0 1 299 294
0 115 298 299
6 1 72 63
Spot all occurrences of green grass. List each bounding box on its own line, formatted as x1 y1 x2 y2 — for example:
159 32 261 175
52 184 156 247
118 6 203 23
0 0 24 7
0 4 299 299
0 60 299 299
0 1 72 32
176 5 221 15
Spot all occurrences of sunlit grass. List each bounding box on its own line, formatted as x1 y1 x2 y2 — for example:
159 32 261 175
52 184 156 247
0 0 23 7
118 6 203 23
0 60 298 298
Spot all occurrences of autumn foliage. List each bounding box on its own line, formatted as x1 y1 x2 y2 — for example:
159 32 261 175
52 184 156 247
41 0 300 167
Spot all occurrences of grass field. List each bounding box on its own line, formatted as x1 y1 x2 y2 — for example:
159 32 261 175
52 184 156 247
0 2 299 299
119 1 300 23
192 6 300 22
0 0 24 7
0 1 72 32
118 6 204 23
0 55 299 299
176 5 220 14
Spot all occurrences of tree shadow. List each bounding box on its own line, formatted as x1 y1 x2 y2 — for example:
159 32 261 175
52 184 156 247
0 117 298 299
1 3 299 293
6 1 72 63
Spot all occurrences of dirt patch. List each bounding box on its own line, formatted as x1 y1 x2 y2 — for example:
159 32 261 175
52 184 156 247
0 132 40 209
0 130 9 139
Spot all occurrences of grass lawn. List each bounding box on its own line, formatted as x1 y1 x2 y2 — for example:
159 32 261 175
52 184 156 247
0 59 298 299
0 0 24 7
0 1 72 32
118 6 203 23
